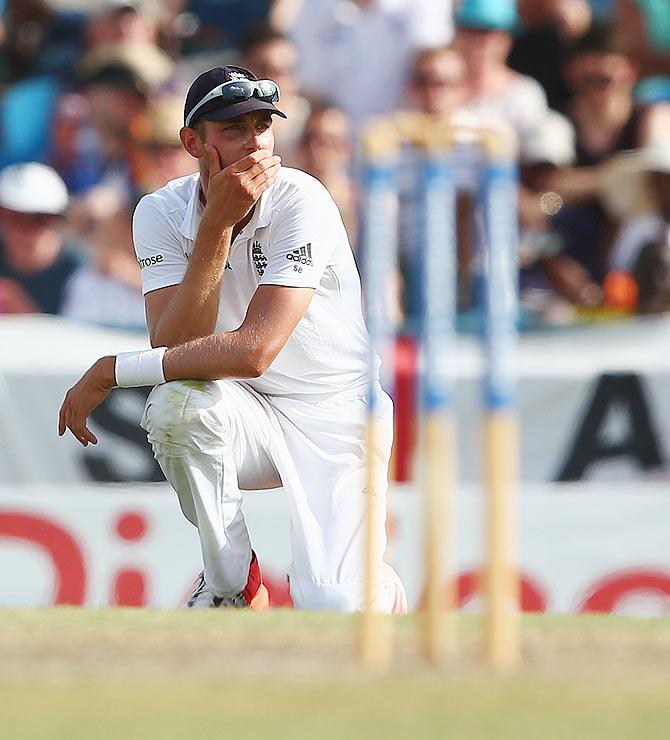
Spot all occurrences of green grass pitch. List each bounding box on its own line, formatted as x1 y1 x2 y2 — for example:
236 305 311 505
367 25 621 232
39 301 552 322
2 608 670 740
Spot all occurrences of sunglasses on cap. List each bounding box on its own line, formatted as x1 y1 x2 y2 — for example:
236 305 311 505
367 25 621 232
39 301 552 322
185 79 280 128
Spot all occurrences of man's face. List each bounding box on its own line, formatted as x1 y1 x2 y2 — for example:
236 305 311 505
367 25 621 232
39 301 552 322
410 50 465 115
143 140 198 189
245 40 298 98
455 28 512 70
0 208 63 267
300 109 351 172
566 52 635 102
198 110 275 176
86 83 147 137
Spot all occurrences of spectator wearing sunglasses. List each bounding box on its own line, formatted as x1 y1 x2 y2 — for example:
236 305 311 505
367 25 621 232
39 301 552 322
453 0 551 162
59 64 407 616
508 0 592 112
394 46 468 321
131 95 198 196
536 24 670 301
298 103 357 244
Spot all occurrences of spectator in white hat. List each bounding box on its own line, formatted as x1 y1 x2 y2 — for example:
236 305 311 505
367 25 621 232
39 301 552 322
0 162 83 315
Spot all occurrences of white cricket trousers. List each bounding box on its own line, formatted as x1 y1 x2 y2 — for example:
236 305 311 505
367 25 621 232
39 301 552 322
141 378 406 613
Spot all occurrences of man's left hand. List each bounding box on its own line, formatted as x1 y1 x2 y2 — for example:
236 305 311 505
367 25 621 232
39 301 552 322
58 356 116 446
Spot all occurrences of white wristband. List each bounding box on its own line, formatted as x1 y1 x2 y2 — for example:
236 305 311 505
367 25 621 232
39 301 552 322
114 347 167 388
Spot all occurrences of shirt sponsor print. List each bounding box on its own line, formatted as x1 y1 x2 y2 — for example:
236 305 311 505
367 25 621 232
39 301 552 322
138 254 164 269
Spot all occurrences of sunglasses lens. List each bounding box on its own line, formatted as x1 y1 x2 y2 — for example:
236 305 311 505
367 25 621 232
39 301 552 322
256 81 279 102
224 81 253 100
219 80 279 103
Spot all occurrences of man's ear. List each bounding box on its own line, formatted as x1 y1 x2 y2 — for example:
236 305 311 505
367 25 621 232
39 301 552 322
180 126 205 158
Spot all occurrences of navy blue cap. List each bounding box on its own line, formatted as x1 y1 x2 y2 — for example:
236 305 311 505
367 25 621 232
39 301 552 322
183 65 286 127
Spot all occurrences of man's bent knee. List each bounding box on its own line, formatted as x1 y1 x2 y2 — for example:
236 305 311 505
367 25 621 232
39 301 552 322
142 380 228 448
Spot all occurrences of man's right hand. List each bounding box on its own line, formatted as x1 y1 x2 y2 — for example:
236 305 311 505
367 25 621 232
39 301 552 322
203 145 281 228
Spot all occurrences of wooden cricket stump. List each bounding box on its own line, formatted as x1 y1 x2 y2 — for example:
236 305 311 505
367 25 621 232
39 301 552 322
359 112 521 671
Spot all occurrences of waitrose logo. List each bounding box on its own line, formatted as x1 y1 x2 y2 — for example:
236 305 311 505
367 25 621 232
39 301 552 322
138 254 164 269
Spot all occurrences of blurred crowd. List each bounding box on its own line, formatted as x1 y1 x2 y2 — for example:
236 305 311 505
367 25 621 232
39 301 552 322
0 0 669 330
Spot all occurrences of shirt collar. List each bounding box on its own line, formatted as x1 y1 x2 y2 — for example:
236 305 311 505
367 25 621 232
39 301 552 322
237 182 274 240
179 173 274 242
179 173 203 242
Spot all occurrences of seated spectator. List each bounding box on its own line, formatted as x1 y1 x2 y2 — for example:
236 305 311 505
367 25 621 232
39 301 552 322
50 39 172 192
454 0 582 313
129 95 198 196
55 2 176 207
84 0 163 50
298 103 357 243
509 0 592 111
49 91 100 196
514 110 601 320
80 7 174 94
241 24 312 166
542 24 670 286
288 0 453 134
406 46 466 116
0 163 82 315
396 46 468 319
57 53 171 237
453 0 551 159
60 204 145 329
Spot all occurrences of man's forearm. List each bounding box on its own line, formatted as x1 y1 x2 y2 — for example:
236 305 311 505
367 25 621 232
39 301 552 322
163 328 270 381
96 329 261 393
151 218 234 347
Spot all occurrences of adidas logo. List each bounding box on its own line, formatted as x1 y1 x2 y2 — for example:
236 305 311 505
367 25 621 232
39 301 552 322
285 243 313 266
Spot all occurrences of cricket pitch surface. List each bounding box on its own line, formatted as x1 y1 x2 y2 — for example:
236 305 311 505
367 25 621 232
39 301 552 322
2 609 669 739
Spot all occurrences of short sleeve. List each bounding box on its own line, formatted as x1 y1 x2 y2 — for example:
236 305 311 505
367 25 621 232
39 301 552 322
260 178 344 289
132 195 188 295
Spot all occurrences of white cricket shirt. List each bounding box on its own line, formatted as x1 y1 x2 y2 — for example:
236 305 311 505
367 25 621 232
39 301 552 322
132 167 372 399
